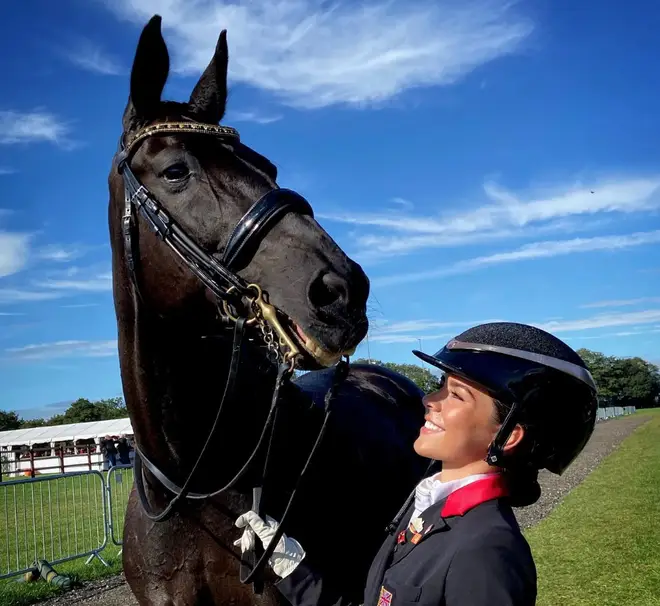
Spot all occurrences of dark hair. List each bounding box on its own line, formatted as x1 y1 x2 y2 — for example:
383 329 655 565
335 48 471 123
492 398 541 507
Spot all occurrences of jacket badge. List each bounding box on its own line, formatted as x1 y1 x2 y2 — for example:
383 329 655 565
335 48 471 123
378 586 393 606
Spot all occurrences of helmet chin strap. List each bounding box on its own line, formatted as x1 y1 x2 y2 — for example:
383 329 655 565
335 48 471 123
486 401 521 467
486 386 544 468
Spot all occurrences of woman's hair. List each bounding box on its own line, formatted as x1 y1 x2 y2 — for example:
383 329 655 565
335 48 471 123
492 398 541 507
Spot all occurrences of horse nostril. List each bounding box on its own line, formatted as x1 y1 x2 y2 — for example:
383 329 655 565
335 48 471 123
308 271 349 310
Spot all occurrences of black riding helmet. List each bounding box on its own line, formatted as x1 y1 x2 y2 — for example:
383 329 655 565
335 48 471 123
413 322 598 475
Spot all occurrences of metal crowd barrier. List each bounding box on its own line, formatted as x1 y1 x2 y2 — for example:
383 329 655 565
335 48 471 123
596 405 636 422
0 470 109 580
106 464 134 548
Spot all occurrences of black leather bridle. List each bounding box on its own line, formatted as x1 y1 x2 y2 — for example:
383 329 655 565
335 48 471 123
114 121 313 349
113 119 349 592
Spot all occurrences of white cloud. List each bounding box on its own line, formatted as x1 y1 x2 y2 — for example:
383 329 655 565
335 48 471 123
0 289 62 304
580 297 660 309
61 303 100 309
0 110 74 148
0 167 16 175
373 230 660 286
107 0 533 109
535 309 660 334
371 318 502 335
36 245 86 263
226 110 283 124
321 175 660 260
373 310 660 348
62 39 124 75
6 340 118 361
36 271 112 292
366 317 503 344
368 332 453 344
389 198 414 212
0 264 112 305
0 230 31 278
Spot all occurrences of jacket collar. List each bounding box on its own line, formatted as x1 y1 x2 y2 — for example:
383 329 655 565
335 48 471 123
440 473 509 518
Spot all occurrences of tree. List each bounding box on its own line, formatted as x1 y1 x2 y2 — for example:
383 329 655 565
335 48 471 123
577 349 660 409
21 418 47 429
353 358 443 393
0 410 22 432
52 397 128 425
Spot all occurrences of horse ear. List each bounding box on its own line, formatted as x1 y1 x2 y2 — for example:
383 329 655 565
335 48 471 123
187 30 228 124
122 15 170 131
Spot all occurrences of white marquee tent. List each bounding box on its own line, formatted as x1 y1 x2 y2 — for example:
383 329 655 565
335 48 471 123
0 418 134 448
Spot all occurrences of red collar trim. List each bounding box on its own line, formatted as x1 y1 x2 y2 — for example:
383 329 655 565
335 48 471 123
440 474 509 518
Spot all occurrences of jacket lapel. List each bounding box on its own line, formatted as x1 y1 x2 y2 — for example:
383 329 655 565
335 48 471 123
387 475 510 566
388 500 449 566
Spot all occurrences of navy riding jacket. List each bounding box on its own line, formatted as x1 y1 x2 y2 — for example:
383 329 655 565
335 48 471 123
275 475 537 606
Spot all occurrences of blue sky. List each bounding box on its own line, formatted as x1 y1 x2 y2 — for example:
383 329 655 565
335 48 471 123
1 0 659 418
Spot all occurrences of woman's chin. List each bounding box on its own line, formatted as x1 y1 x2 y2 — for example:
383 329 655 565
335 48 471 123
413 436 443 460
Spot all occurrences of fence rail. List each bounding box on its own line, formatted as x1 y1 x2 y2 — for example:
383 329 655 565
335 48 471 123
0 404 641 580
0 471 109 580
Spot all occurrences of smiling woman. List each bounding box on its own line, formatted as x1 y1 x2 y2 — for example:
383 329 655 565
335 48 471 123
238 321 599 606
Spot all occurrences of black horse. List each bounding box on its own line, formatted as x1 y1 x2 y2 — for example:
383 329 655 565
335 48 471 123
109 15 429 605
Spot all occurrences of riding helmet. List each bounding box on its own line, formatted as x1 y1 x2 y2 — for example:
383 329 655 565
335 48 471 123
413 322 598 475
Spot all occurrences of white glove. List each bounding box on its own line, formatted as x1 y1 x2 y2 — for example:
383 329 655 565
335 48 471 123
234 510 306 579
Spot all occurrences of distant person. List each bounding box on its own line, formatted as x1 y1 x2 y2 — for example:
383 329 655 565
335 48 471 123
101 435 117 469
117 435 131 465
128 436 136 465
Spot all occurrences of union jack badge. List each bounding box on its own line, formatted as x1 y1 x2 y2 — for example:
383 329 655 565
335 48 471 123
378 586 393 606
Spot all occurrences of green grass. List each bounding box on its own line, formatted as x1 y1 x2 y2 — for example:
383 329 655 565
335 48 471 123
525 410 660 606
0 468 134 605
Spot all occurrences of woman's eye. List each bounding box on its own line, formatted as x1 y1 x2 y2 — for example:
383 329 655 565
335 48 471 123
450 390 463 401
162 163 190 182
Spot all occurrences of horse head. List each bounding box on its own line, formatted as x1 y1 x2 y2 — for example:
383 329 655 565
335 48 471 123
109 15 369 373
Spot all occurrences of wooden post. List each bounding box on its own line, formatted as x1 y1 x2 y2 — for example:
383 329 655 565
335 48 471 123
59 448 65 474
29 448 35 478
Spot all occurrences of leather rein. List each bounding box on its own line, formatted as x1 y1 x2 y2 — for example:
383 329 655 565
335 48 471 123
113 119 349 592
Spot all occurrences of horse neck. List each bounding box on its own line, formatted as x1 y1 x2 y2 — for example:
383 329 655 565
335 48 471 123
119 302 279 489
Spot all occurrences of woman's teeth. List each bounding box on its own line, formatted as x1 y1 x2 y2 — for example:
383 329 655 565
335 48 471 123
424 420 443 432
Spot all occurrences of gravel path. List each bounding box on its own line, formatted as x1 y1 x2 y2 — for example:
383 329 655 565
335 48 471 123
35 413 653 606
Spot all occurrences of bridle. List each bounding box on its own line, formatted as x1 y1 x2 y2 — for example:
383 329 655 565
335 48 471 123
114 120 311 366
113 118 349 592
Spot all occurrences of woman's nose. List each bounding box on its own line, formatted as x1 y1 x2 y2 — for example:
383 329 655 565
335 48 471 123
423 394 442 411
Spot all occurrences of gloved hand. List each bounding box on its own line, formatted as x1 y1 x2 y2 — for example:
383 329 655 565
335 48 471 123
234 511 306 579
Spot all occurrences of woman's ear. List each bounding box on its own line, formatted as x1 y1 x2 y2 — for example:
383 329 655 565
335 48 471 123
502 424 525 454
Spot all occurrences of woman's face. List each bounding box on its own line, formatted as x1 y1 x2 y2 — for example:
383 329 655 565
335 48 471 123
413 373 502 469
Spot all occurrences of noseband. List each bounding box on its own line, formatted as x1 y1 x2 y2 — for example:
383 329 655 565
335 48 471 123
113 119 348 593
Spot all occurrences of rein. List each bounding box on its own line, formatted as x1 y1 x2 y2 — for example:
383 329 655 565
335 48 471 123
113 119 350 593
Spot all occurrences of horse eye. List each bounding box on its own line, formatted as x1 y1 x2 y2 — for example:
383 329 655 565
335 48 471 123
162 163 190 182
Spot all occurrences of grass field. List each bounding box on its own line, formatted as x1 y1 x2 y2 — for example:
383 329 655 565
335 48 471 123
0 468 133 606
526 409 660 606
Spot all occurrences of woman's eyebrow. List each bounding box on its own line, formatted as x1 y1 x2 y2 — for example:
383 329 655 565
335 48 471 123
451 380 476 401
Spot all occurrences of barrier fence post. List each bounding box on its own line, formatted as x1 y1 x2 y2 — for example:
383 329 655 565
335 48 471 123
106 464 134 553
